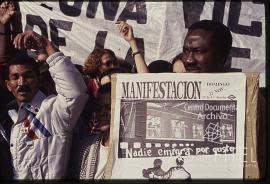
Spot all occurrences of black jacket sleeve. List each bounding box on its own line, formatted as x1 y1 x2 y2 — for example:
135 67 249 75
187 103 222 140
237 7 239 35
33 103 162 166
0 135 13 180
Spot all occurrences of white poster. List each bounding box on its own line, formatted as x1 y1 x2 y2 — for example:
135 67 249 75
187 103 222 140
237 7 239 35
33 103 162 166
108 73 246 179
18 2 265 87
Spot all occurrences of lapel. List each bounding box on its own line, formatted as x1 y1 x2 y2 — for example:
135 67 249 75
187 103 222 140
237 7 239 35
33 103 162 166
14 90 46 124
24 90 46 115
0 91 46 143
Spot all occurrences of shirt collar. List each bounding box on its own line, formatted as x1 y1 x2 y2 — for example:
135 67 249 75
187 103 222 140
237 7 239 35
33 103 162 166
23 90 46 115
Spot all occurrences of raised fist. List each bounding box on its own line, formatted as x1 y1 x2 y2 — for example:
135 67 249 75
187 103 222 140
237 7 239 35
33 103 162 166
0 1 15 24
116 21 135 43
13 31 48 50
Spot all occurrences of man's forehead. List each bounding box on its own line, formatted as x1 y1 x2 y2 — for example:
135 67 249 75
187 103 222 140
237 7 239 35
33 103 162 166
9 64 35 73
184 29 214 45
187 28 214 37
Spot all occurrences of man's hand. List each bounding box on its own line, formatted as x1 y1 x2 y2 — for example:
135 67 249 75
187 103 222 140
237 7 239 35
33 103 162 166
116 21 135 43
90 121 110 146
89 112 110 146
0 1 15 24
13 31 47 50
13 31 57 56
116 21 149 73
90 122 110 134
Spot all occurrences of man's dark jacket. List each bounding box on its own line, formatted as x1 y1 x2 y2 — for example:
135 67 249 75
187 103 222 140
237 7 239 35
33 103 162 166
0 100 16 180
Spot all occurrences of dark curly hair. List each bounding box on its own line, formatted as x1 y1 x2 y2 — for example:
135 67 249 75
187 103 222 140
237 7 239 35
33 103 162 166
83 48 106 77
83 48 118 78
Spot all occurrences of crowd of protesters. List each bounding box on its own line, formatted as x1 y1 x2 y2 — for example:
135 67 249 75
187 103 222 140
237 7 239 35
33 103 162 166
0 1 266 181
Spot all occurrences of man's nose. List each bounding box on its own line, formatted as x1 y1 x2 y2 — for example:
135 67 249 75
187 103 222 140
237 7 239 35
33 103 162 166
184 51 194 63
18 76 27 85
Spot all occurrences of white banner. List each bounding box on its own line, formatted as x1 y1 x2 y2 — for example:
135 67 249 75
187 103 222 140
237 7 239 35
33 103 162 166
108 72 246 179
19 1 265 87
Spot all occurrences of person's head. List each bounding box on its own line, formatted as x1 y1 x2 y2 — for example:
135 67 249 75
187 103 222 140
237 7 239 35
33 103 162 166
148 60 172 73
154 158 162 168
5 52 39 106
91 83 112 128
83 48 105 77
171 53 186 73
83 48 116 78
100 49 117 74
182 19 232 73
176 157 184 166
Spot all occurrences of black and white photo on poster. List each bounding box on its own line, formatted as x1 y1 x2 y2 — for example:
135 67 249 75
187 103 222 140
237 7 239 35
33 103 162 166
119 100 236 158
142 157 191 180
109 73 246 179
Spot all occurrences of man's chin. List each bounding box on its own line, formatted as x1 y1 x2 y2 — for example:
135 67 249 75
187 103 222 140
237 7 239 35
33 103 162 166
185 69 201 73
17 91 28 96
16 95 32 104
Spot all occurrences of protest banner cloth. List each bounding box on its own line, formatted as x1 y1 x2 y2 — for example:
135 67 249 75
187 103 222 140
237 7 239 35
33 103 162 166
19 2 265 87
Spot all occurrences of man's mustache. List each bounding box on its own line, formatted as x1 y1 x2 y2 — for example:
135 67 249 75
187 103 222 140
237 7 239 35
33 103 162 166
184 63 200 68
17 85 31 93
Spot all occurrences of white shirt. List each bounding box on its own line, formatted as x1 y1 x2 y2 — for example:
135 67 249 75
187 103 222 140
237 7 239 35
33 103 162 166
94 143 109 179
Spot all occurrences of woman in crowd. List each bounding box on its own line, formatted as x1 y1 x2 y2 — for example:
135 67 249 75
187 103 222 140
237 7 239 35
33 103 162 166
83 48 117 97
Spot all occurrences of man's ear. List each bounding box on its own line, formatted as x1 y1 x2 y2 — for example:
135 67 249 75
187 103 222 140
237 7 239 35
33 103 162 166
5 80 12 92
